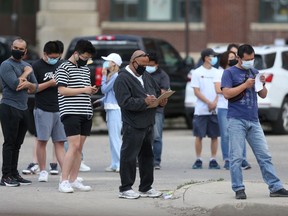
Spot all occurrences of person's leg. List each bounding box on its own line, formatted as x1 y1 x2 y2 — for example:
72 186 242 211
36 140 48 171
228 118 246 192
119 123 145 192
246 121 283 193
61 135 81 182
0 104 22 178
106 109 122 170
152 112 164 167
217 108 229 161
195 137 202 157
210 137 218 158
138 126 154 192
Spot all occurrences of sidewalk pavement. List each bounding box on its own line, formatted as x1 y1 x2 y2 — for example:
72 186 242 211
162 180 288 216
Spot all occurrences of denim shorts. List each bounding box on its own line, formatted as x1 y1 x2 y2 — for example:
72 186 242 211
193 115 220 138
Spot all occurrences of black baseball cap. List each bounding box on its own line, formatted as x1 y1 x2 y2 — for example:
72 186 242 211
201 48 218 59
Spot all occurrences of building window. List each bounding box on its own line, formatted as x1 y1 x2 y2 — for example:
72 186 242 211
110 0 202 22
259 0 288 23
0 0 12 14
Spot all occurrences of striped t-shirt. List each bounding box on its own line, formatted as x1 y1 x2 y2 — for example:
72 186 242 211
55 61 93 118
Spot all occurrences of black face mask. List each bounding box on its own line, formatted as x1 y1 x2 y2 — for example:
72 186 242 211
133 61 146 76
228 59 238 67
77 58 88 67
11 49 25 60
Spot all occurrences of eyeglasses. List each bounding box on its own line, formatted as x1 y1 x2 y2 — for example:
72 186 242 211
133 53 149 60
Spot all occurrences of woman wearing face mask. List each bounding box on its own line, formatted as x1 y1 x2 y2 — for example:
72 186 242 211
100 53 123 173
214 50 251 170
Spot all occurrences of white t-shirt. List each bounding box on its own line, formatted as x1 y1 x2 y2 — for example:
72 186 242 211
191 65 218 115
213 67 228 109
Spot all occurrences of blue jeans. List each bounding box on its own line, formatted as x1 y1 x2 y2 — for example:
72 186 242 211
228 118 283 192
217 108 247 161
106 109 122 169
153 112 164 166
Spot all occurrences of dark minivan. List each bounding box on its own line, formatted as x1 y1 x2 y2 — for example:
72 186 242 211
65 35 193 124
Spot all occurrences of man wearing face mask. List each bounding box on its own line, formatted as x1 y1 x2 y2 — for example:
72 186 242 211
221 44 288 199
114 50 167 199
146 53 170 170
30 41 66 183
55 40 98 193
191 48 220 170
0 38 38 187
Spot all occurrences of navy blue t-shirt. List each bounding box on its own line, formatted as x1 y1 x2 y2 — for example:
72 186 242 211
221 66 259 122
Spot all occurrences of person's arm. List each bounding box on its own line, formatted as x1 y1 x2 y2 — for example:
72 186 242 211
258 74 267 99
58 85 98 96
101 74 117 94
222 78 255 100
193 87 217 111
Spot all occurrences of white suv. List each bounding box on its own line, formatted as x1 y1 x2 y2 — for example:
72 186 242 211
184 45 288 134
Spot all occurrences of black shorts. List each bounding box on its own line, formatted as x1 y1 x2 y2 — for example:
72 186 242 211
61 115 92 137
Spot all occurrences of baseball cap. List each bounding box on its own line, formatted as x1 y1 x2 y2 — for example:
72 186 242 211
101 53 122 66
201 48 218 59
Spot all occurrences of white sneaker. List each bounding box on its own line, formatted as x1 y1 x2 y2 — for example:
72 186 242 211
105 166 116 172
38 170 48 182
71 179 91 192
119 189 140 199
139 188 162 198
79 161 91 172
59 180 74 193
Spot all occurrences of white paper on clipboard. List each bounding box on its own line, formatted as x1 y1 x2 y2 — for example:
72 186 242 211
255 73 264 92
147 90 175 108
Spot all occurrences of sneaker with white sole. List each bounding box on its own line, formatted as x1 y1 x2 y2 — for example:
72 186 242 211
49 163 59 175
22 163 39 175
119 189 140 199
71 179 91 191
79 161 91 172
38 170 48 182
139 188 162 198
59 180 74 193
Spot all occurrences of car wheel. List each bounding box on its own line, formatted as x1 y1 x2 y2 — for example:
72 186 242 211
271 97 288 134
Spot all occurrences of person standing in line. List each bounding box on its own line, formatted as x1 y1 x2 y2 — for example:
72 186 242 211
221 44 288 199
22 40 65 176
114 50 166 199
55 40 98 193
146 53 170 170
214 50 251 170
191 48 220 169
100 53 123 173
32 41 66 182
0 38 38 186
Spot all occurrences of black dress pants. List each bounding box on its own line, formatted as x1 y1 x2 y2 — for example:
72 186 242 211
0 104 28 177
119 123 154 192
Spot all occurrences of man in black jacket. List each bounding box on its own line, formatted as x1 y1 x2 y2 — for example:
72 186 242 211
114 50 167 199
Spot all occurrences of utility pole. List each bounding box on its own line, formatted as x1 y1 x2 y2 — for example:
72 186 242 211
185 0 190 59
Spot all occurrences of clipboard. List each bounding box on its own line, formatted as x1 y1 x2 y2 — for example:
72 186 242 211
147 90 175 108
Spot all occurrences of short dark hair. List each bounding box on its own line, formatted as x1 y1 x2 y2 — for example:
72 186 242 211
54 40 64 54
148 52 158 64
43 41 60 54
237 44 254 58
74 40 96 55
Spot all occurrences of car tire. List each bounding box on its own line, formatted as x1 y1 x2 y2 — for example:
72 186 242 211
271 97 288 134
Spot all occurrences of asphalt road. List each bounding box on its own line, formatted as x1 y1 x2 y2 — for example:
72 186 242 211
0 117 288 216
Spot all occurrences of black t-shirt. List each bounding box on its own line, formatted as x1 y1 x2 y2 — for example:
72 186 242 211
32 59 62 112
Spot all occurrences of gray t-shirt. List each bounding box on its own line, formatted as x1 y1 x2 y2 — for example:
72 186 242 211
0 58 38 110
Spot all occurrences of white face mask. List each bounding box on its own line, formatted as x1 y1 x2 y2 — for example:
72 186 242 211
241 59 254 69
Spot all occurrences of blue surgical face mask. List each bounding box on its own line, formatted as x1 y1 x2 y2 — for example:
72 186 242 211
210 56 218 66
241 59 254 70
102 61 109 68
47 57 59 65
146 66 157 73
